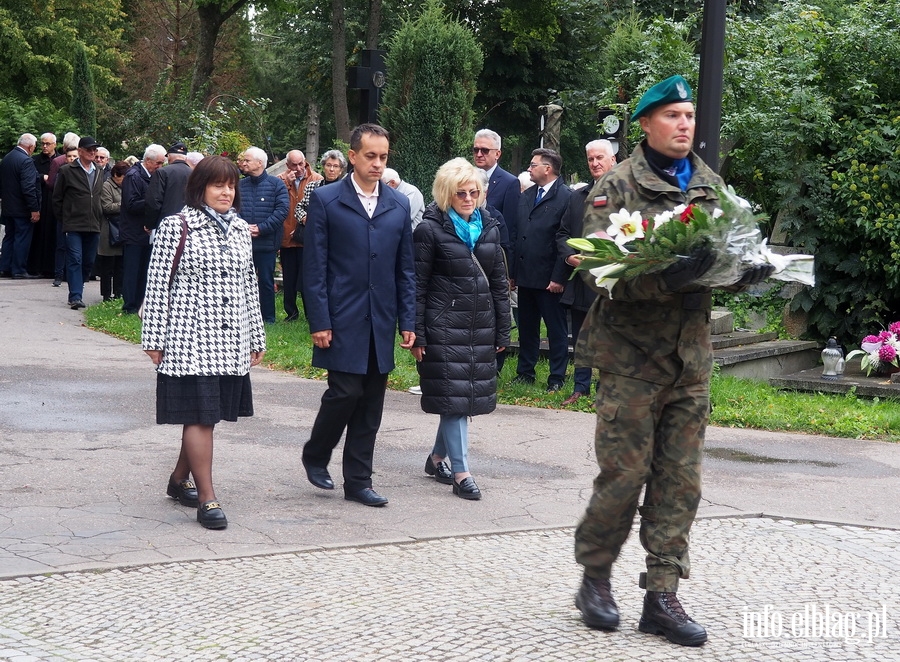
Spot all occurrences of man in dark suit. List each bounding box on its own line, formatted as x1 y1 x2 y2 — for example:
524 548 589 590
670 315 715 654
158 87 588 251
120 144 166 314
556 139 618 406
474 129 520 373
0 134 41 279
511 147 572 392
301 123 416 507
144 142 193 230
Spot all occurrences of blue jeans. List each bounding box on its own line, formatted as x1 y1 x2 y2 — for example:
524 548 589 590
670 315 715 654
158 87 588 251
0 216 35 275
253 250 277 324
65 231 100 302
431 414 469 475
122 243 152 313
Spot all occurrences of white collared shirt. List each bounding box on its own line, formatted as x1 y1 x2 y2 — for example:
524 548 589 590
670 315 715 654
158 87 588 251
350 173 379 219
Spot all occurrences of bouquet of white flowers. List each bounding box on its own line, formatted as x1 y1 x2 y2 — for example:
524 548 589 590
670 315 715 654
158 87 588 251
566 185 815 293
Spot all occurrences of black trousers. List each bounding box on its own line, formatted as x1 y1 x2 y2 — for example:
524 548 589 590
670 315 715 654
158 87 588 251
280 246 305 320
302 336 388 493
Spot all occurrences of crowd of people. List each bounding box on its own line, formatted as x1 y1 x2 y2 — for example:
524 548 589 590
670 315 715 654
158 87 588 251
0 75 782 647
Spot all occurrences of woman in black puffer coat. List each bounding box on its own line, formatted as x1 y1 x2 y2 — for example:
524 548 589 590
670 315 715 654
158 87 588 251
411 158 511 500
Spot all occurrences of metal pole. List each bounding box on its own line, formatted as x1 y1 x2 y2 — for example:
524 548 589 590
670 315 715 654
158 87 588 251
695 0 726 173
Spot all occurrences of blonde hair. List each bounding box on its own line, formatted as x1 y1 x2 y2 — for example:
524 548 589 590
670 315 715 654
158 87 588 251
432 157 485 212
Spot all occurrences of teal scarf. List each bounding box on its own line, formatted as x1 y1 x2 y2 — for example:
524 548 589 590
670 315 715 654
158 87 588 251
449 207 483 251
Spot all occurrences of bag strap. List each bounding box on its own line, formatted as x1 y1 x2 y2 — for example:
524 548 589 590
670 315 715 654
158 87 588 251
167 213 189 290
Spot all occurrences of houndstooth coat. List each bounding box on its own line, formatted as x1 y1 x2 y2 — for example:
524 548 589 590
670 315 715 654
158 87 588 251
141 206 266 377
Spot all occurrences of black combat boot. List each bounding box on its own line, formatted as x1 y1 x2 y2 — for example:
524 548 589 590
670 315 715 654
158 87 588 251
638 591 707 646
574 574 619 630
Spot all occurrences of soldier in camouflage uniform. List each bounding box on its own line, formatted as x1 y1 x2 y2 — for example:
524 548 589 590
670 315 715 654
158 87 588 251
572 75 773 647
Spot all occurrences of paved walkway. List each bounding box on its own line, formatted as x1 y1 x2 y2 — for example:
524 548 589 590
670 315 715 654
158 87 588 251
1 279 900 660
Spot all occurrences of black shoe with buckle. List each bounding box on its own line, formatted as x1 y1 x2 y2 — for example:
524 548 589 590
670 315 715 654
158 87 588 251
167 476 199 507
575 574 619 630
452 477 482 500
424 455 453 485
197 500 228 529
638 591 707 646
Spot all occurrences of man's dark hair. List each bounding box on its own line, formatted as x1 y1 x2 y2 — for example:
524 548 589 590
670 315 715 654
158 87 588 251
185 156 242 211
111 161 130 178
349 123 390 151
531 148 562 176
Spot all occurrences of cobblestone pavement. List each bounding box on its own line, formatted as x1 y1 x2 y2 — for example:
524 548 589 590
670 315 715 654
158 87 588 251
1 517 899 662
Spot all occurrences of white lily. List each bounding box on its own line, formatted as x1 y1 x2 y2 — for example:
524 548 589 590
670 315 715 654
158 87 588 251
589 263 625 296
607 209 644 247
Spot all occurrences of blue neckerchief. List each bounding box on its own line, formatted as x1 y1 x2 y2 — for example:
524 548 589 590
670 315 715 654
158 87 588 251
671 157 693 192
203 205 237 236
448 207 483 251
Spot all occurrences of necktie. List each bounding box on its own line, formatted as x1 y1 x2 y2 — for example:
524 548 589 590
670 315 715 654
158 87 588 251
534 187 544 206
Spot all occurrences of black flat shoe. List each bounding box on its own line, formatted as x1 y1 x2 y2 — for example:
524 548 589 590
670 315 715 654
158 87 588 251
197 500 228 529
452 477 482 500
344 487 389 507
166 476 199 508
302 458 334 490
424 455 453 485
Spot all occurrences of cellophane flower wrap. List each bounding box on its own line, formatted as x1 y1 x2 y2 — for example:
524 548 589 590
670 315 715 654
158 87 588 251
566 185 815 293
845 321 900 376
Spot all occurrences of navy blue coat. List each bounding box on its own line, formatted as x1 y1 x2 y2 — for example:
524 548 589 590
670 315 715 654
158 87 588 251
0 146 41 217
512 177 572 287
303 177 416 375
238 172 289 253
120 163 151 246
486 165 520 256
556 184 598 311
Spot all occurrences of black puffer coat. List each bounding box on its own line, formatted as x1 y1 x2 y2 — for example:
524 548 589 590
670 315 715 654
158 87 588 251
414 203 511 416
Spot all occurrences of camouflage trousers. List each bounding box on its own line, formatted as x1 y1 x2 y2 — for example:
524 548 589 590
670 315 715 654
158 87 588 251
574 372 708 593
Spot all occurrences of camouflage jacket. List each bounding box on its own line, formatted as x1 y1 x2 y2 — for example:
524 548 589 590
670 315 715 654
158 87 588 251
575 142 726 386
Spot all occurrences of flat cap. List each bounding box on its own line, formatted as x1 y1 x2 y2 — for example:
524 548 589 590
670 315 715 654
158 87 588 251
78 136 101 149
168 141 188 155
630 75 693 121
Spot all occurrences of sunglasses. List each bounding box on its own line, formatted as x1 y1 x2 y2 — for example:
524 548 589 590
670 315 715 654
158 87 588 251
472 147 495 155
455 189 481 200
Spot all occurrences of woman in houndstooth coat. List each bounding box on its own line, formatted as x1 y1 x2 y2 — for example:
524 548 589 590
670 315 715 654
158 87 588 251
141 156 266 530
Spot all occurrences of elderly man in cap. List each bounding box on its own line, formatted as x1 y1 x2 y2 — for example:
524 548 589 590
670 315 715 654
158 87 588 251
571 75 772 646
144 142 193 230
52 136 106 309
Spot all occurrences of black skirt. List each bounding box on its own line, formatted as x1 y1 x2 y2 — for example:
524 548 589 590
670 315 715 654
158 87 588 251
156 373 254 425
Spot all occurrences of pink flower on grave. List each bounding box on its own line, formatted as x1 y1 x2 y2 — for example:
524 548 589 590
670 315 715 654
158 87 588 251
863 335 880 344
890 321 900 335
880 344 897 363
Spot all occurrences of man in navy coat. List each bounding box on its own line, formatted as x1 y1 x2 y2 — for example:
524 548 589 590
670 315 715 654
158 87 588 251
512 147 572 392
0 134 41 279
301 124 416 507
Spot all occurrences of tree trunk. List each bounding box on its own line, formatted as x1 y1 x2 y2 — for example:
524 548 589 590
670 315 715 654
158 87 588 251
331 0 351 142
306 101 320 162
190 0 250 102
365 0 383 49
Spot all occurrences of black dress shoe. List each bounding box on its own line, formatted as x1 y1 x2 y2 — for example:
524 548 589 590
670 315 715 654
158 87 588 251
452 477 482 500
510 375 535 386
13 273 40 279
197 500 228 529
167 476 199 507
52 278 62 287
69 300 86 310
0 271 11 279
638 591 707 646
575 574 619 630
546 382 564 393
345 487 389 506
302 458 334 490
424 455 453 485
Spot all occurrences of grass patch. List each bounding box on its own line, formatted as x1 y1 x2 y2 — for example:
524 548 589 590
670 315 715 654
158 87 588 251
83 295 900 441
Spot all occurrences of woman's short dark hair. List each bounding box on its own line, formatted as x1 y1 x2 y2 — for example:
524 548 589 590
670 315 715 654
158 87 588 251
184 156 241 210
111 161 130 178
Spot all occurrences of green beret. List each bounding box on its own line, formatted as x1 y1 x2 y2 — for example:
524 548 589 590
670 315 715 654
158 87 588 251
630 75 693 121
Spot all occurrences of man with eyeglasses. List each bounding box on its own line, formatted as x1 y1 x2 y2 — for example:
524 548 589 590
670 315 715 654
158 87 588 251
145 142 192 232
95 147 112 182
26 133 58 277
51 136 106 308
238 146 289 324
472 129 519 247
120 144 167 314
277 149 321 322
511 148 572 392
